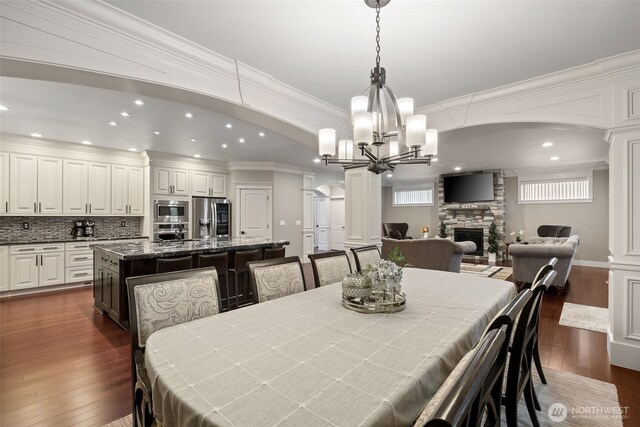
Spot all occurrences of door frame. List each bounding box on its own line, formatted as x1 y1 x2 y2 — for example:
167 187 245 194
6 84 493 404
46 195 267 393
235 184 273 239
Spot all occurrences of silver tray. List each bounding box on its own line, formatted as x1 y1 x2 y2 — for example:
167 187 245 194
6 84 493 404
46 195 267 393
342 291 406 314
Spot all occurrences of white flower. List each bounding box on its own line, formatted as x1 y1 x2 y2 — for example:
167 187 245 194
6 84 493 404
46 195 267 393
510 231 516 236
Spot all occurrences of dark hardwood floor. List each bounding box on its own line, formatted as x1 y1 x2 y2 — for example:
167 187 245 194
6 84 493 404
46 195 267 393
1 265 638 426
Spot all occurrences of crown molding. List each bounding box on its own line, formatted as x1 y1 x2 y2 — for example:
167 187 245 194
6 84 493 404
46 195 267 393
512 161 607 177
144 150 228 172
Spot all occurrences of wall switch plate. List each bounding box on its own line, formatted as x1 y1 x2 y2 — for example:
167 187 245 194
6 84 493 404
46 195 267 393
120 221 126 227
279 220 286 226
295 220 302 226
22 222 29 229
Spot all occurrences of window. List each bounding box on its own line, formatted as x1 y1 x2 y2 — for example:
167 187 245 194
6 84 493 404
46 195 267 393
517 168 593 203
393 183 434 206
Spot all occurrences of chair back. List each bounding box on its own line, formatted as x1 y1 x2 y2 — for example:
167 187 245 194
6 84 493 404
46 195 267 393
484 289 533 346
248 256 307 303
537 225 571 238
155 255 193 273
382 223 409 239
531 257 557 289
350 245 381 272
126 268 222 351
233 249 261 273
308 251 352 287
418 329 507 427
263 247 286 260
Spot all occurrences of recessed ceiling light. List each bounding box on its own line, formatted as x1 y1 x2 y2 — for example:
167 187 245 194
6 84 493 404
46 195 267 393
431 157 438 162
185 112 193 119
259 132 265 137
109 121 119 126
134 99 145 106
239 138 245 143
0 105 9 111
454 166 462 171
386 173 393 178
222 144 228 148
225 123 232 129
81 140 92 145
120 112 131 117
190 138 197 142
128 148 138 152
313 158 321 163
550 156 559 161
542 142 554 148
193 154 201 158
30 133 42 138
153 131 160 135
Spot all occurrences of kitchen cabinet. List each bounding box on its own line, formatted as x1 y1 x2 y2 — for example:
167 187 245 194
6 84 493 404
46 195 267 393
9 244 65 290
65 242 93 284
63 160 111 214
112 165 144 215
0 246 8 291
0 153 8 214
10 154 63 214
94 253 123 326
153 167 188 196
191 171 227 197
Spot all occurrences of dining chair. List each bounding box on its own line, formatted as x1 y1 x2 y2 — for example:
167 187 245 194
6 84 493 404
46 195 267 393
247 256 307 303
308 251 352 287
228 249 261 309
350 245 381 272
263 247 286 260
198 252 230 310
415 329 507 427
125 268 222 427
504 269 557 427
529 257 558 384
155 255 193 273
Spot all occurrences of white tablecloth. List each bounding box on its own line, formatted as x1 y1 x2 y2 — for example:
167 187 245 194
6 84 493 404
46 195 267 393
145 268 516 426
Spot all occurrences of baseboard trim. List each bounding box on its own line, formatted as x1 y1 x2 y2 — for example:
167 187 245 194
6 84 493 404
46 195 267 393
0 281 92 298
609 339 640 371
573 260 610 269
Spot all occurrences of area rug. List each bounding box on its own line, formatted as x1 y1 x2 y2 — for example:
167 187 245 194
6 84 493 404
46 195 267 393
103 414 131 427
559 302 609 333
460 262 513 281
502 369 623 426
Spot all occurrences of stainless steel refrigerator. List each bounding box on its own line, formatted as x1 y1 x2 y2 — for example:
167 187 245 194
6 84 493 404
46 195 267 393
192 197 231 239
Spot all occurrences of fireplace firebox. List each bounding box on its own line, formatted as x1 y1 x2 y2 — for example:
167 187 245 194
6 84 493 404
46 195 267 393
454 228 484 256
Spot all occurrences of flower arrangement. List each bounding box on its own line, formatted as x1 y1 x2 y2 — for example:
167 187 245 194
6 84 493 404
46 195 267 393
510 229 525 243
365 257 403 297
421 226 429 233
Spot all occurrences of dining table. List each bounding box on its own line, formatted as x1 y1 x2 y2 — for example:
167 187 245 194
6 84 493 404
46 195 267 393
144 267 517 426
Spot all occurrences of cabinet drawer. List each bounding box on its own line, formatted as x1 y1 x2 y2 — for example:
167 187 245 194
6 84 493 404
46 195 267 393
65 266 93 284
11 244 64 254
65 242 92 251
65 250 93 267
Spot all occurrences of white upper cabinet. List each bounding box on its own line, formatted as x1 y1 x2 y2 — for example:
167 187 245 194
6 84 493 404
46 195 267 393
112 165 144 215
0 153 8 214
153 167 189 195
10 154 62 214
191 171 227 198
64 160 111 214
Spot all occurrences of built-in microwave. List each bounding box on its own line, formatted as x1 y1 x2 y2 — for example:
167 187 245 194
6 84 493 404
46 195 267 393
154 200 189 223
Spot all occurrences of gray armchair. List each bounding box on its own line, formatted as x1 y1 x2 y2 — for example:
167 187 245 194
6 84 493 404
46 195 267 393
381 237 476 273
382 223 412 239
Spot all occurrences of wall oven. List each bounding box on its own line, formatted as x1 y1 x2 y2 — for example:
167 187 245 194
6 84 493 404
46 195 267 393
153 223 189 241
154 200 189 223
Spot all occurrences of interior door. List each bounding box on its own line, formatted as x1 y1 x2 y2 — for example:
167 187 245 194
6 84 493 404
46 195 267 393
239 188 271 239
330 198 345 250
315 197 330 250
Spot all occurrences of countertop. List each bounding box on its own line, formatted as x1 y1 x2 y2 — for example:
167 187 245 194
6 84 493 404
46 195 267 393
91 238 290 261
0 236 149 246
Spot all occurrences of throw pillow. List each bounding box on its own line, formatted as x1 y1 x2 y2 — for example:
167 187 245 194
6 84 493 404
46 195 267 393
390 230 403 240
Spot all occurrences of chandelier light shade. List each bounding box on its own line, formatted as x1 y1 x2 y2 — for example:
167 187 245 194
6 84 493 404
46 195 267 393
317 0 438 174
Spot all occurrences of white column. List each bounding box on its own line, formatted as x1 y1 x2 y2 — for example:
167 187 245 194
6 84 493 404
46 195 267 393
344 169 381 248
606 124 640 371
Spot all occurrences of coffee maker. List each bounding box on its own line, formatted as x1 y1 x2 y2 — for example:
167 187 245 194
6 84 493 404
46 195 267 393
83 220 95 237
71 220 84 238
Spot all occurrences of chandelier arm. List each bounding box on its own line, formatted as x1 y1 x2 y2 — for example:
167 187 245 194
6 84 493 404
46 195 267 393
380 150 421 163
379 86 388 135
390 158 432 165
360 145 380 162
367 84 377 113
383 85 403 130
326 159 369 165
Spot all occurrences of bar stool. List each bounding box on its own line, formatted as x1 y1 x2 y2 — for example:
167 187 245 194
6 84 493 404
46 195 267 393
228 249 260 309
156 256 193 273
198 253 230 311
263 247 285 260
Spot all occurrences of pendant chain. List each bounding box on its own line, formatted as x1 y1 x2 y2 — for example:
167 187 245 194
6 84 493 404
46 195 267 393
375 0 381 68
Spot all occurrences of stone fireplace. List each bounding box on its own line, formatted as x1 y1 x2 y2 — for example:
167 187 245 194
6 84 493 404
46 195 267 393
438 169 506 261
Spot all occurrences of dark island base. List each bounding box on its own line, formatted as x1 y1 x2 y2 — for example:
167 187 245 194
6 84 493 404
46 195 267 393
93 244 286 330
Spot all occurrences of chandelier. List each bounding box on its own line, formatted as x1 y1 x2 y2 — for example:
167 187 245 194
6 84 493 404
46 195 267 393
318 0 438 174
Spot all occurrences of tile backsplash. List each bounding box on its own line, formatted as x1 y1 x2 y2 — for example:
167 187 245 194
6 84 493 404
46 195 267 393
0 216 143 243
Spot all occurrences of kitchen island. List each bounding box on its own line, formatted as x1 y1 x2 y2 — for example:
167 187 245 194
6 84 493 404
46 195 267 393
92 238 289 329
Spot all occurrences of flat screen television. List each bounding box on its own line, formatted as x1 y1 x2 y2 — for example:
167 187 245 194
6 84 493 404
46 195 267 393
443 172 494 203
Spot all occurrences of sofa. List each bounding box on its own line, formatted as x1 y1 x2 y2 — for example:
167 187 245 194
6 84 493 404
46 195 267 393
381 237 477 273
382 223 412 240
509 235 580 292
